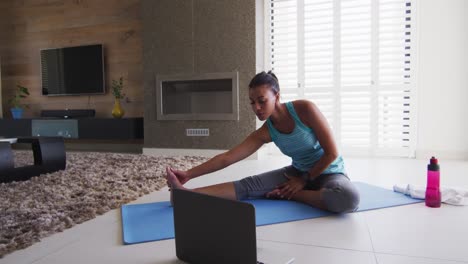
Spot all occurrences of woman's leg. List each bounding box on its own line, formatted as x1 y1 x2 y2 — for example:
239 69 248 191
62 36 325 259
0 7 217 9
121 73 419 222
192 182 237 200
233 166 299 200
289 190 327 210
166 168 237 200
232 171 360 213
166 166 296 201
294 174 360 213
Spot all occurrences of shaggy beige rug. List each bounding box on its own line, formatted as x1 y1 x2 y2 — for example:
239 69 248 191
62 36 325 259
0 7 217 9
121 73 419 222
0 151 208 258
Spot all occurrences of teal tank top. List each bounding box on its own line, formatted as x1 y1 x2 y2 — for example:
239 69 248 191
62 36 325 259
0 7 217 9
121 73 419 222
266 101 346 174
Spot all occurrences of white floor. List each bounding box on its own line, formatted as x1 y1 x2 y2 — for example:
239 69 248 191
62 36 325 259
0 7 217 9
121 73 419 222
2 155 468 264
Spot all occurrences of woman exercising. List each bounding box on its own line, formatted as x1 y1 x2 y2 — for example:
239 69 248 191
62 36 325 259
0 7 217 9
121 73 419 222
165 71 360 213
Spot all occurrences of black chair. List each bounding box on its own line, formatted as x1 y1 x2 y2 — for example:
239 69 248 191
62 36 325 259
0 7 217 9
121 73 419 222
0 137 66 183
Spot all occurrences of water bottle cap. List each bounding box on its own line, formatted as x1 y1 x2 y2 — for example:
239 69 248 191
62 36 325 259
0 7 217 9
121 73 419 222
428 156 439 171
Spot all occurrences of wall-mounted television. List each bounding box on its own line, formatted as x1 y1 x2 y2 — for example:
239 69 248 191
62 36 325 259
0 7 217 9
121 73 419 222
41 44 105 96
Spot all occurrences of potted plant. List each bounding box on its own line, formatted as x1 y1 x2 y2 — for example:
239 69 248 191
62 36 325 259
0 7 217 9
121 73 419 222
9 85 30 119
111 77 125 118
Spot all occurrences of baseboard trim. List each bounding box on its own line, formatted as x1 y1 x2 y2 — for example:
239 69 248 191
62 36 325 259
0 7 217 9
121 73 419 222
143 148 224 157
143 148 259 160
415 149 468 160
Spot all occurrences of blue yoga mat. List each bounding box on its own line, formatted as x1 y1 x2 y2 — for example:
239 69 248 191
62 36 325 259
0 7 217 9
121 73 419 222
121 182 422 244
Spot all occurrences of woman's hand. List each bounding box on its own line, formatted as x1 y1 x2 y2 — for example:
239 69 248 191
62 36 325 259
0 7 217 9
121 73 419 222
166 167 191 189
266 173 306 200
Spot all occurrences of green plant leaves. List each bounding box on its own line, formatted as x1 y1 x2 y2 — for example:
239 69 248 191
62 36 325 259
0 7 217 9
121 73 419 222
9 85 30 108
111 77 125 99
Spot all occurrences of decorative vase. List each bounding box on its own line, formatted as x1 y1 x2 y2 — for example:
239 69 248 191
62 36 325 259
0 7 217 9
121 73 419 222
112 98 125 118
11 107 23 119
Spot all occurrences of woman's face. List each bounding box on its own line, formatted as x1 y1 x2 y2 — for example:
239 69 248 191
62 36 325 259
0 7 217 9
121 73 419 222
249 84 279 121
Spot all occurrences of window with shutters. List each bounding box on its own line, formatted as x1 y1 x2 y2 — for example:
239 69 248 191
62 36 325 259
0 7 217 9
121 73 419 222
265 0 417 157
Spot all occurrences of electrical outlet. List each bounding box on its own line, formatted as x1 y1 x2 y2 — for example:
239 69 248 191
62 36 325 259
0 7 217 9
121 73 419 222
186 128 209 136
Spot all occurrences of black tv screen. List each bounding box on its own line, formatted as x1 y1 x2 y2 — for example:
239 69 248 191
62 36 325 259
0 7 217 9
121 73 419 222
41 44 105 96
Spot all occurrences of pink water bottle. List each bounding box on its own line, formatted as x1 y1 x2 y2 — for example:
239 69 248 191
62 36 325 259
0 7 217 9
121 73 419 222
425 156 441 208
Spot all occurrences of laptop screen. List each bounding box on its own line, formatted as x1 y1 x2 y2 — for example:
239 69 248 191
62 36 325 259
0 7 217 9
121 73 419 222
173 189 257 264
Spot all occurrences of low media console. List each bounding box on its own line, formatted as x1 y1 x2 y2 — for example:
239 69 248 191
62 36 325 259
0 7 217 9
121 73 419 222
40 109 96 119
0 117 143 140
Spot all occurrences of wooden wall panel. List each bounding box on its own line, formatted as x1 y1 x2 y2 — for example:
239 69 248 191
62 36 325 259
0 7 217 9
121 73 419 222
0 58 2 118
0 0 143 118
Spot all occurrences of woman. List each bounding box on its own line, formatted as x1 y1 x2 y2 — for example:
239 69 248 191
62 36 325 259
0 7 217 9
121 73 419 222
166 71 360 213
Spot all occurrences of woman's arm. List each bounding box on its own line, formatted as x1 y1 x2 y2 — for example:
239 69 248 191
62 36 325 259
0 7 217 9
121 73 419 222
295 100 339 180
186 124 271 180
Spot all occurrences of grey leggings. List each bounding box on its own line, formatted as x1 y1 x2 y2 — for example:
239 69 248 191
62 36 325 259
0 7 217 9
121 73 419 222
233 165 360 213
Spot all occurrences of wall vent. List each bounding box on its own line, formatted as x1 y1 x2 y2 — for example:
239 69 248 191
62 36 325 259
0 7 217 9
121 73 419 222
186 128 209 136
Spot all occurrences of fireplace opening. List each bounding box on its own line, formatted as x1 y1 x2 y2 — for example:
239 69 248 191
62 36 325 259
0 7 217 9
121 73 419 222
156 72 239 121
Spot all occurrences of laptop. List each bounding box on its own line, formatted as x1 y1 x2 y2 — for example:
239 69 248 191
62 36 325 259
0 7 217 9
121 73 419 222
172 189 295 264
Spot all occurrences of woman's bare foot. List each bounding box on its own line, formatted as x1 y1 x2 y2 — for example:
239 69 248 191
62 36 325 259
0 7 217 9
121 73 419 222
166 167 184 189
166 167 186 205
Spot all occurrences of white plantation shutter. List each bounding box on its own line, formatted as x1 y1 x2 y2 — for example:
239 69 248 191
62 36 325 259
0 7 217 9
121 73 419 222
266 0 416 157
268 0 299 102
340 0 373 152
304 0 335 128
377 0 414 155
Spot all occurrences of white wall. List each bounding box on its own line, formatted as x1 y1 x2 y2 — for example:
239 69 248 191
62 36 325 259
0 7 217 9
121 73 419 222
416 0 468 160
